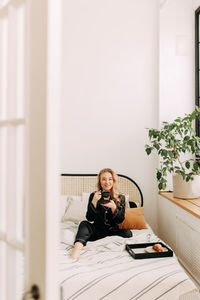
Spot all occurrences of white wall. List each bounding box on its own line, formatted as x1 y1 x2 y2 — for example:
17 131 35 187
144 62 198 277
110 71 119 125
159 0 199 190
61 0 159 232
159 0 195 123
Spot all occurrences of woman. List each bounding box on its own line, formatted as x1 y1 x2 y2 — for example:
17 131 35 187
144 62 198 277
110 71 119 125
71 168 132 259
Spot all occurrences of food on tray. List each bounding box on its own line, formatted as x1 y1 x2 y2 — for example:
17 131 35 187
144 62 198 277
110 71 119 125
152 243 164 252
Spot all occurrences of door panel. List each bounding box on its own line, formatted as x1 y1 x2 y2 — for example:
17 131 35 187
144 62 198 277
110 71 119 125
0 1 61 299
0 1 26 299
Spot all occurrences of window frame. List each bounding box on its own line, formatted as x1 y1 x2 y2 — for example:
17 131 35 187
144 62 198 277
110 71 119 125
195 7 200 138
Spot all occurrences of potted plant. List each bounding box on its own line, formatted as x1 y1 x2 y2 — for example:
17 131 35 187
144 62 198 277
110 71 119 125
145 106 200 199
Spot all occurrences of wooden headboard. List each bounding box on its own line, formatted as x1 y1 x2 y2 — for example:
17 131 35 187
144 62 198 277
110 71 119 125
61 174 143 207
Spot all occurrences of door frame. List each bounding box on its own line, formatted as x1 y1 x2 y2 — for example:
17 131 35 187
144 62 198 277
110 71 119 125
24 0 62 298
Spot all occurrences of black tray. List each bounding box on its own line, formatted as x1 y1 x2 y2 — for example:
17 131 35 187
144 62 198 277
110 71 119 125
125 242 173 259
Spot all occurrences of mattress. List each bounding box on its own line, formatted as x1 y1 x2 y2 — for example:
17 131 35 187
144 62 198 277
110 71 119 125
59 221 198 300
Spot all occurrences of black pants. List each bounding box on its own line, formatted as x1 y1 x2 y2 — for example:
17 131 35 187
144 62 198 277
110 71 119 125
74 220 132 246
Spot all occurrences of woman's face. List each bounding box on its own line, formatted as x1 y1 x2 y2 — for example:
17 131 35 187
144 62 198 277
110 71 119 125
100 172 113 191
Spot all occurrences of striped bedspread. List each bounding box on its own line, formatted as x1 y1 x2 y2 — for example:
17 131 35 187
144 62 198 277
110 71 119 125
59 222 198 300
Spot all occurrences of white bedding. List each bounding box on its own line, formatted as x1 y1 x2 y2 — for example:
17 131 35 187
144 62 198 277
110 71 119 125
59 221 198 300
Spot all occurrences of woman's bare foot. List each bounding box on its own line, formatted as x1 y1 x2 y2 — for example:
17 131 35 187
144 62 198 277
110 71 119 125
70 242 84 260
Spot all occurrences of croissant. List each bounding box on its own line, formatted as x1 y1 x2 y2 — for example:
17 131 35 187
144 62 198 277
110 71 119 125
152 243 164 252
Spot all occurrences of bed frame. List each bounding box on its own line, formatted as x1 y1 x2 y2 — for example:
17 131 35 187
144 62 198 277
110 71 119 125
61 173 143 207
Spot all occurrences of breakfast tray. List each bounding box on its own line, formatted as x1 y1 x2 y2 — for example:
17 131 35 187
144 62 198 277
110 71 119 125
125 242 173 259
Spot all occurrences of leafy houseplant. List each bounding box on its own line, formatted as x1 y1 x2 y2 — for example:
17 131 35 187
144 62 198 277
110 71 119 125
145 106 200 191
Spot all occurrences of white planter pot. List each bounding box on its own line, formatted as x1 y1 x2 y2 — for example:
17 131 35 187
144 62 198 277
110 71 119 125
173 174 200 199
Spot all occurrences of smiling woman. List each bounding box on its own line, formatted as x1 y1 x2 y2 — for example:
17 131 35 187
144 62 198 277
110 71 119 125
70 168 133 260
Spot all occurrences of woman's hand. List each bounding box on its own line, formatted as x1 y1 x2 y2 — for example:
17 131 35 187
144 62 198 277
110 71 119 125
103 200 117 214
92 191 101 208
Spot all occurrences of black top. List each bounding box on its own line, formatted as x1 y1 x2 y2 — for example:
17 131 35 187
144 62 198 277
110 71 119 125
86 192 126 231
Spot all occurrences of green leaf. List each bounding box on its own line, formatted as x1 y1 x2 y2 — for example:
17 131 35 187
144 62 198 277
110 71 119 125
188 140 194 146
154 143 160 151
158 183 163 190
184 136 190 142
193 162 199 171
185 161 190 169
157 171 162 180
160 178 167 183
175 170 182 175
145 148 152 155
186 176 191 182
195 105 200 112
175 118 181 123
161 150 168 157
148 130 153 139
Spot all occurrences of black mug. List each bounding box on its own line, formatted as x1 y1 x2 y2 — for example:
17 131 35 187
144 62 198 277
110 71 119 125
99 191 110 204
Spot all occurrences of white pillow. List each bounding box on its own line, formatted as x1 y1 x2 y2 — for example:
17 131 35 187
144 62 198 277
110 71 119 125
60 228 75 245
61 195 87 224
60 195 69 221
82 192 90 204
60 195 81 221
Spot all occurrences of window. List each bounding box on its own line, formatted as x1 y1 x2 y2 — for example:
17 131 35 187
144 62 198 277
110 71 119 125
195 7 200 138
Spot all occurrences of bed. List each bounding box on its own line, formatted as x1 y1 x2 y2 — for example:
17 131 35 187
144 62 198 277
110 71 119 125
59 174 199 300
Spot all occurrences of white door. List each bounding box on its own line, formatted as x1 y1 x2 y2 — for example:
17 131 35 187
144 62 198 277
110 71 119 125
0 0 61 299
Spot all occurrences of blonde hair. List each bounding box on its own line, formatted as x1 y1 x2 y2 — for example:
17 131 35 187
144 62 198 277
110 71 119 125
97 168 121 206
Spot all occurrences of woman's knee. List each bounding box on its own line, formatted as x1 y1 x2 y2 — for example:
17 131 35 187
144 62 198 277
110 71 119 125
78 220 93 234
75 220 94 245
119 229 132 238
126 229 132 238
79 220 90 228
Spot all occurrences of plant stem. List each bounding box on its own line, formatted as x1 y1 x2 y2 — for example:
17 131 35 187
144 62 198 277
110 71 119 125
172 145 184 170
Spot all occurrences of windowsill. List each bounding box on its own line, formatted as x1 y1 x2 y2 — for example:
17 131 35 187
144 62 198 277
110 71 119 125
159 192 200 219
